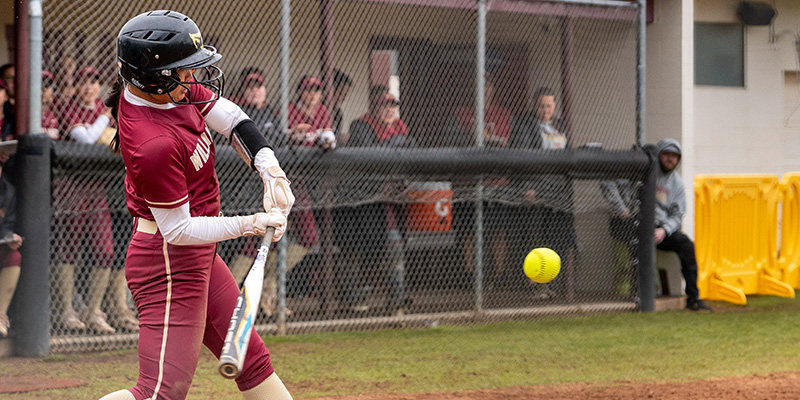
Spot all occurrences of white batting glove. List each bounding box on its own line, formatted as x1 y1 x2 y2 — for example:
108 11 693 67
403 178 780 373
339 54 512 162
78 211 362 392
253 148 295 217
240 209 287 242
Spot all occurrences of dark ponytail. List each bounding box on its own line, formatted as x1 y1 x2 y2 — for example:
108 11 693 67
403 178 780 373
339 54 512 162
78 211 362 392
104 75 123 153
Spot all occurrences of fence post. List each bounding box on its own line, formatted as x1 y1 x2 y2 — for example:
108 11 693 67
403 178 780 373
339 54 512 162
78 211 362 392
13 134 51 356
636 146 656 312
473 0 487 314
277 236 288 336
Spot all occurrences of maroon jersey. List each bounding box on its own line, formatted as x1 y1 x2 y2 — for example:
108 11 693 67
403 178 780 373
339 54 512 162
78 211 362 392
58 97 107 139
356 113 408 142
287 102 331 131
118 85 219 220
42 108 60 139
454 104 511 143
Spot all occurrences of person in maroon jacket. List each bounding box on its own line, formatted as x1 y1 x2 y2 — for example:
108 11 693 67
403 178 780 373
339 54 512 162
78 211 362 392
274 77 335 300
286 76 335 149
51 66 121 334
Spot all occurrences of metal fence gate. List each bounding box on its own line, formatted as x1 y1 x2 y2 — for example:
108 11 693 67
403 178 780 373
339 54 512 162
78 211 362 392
33 0 648 353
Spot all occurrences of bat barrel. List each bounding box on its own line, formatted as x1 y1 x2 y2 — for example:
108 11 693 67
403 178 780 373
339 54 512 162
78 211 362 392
218 230 275 379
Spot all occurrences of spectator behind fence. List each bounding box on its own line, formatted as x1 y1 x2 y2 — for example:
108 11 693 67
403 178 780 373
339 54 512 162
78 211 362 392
52 66 136 334
263 76 334 315
330 69 352 143
0 156 23 338
42 70 60 139
600 177 638 296
510 87 577 300
0 80 7 141
653 138 712 312
345 92 414 314
0 64 15 142
226 69 290 317
55 55 78 101
451 80 512 285
285 76 335 250
234 69 284 146
287 75 335 149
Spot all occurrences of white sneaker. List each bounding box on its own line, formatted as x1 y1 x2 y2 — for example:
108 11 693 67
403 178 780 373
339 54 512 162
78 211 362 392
85 310 115 334
61 309 86 330
534 286 557 300
0 313 9 338
109 308 139 332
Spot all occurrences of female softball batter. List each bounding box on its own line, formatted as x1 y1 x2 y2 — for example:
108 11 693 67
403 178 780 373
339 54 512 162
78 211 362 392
100 10 295 400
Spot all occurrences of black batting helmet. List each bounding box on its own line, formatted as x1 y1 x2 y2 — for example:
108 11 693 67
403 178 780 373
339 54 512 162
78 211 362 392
117 10 224 104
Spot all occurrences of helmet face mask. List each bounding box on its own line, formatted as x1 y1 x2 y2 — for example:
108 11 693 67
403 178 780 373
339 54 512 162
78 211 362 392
161 64 225 105
117 10 224 105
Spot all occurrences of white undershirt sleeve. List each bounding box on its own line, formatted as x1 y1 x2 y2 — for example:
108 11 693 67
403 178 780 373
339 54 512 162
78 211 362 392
204 97 250 140
150 203 247 245
69 115 110 144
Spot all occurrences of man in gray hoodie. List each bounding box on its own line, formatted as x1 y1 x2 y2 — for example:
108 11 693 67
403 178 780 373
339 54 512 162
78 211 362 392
655 138 712 311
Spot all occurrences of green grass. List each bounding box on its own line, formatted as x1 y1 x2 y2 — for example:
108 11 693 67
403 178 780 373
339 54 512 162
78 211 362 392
4 296 800 399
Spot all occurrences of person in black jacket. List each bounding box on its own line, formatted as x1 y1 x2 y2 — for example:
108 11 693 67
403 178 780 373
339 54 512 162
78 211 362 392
509 87 577 301
0 158 23 337
339 91 414 314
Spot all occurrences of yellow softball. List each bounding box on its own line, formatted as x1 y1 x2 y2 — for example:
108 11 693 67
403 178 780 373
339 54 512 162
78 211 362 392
524 248 561 283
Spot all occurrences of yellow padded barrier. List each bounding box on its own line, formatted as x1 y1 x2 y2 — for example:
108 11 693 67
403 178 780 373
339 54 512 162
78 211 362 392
779 173 800 288
694 175 794 305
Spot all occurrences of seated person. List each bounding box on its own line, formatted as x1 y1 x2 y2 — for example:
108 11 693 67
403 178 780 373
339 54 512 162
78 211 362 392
653 139 712 312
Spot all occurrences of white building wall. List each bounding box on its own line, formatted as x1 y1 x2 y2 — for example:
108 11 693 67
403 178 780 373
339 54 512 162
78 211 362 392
694 0 800 176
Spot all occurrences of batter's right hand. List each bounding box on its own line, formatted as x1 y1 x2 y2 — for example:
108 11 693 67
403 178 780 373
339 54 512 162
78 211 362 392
241 209 286 242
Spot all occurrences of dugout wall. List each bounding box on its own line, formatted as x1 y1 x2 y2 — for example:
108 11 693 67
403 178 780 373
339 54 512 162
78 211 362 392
13 0 650 354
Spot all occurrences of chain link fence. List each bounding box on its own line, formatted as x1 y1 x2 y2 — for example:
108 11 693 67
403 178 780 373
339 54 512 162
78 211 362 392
42 0 646 353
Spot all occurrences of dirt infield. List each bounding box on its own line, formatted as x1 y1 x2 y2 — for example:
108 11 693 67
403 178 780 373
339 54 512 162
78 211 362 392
312 372 800 400
0 376 87 394
1 348 798 399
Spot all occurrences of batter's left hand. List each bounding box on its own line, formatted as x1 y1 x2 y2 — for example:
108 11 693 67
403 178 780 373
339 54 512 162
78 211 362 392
254 148 295 217
241 209 287 242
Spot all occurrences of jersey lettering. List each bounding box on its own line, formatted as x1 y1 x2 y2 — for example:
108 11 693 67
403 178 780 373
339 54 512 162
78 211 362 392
189 129 213 171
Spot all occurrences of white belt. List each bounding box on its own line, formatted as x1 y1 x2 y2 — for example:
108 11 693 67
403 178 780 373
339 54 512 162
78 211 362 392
136 218 158 234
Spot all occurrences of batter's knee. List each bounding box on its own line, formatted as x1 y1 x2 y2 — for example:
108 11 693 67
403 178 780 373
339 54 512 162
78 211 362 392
242 373 292 400
235 334 275 392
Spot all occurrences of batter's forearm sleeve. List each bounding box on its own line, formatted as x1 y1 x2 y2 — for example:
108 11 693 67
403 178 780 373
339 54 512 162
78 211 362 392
204 97 249 140
205 97 273 169
231 120 272 169
150 203 250 245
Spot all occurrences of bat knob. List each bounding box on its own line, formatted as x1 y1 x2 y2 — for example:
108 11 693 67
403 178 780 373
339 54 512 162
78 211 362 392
219 363 241 379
